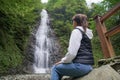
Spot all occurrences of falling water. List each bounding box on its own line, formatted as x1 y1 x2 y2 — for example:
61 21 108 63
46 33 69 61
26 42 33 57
33 9 52 73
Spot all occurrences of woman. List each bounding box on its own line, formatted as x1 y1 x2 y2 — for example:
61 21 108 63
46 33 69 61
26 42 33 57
51 14 94 80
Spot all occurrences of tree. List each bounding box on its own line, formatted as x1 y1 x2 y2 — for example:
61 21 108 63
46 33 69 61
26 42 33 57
46 0 88 53
0 0 43 74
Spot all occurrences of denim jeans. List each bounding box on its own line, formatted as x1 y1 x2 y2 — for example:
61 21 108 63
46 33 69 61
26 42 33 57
50 63 92 80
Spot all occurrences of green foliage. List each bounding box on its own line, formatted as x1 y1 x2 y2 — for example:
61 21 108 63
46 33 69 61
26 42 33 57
47 0 104 66
47 0 88 53
90 0 120 56
0 33 22 73
101 1 120 56
0 0 119 74
0 0 42 74
47 0 120 66
92 32 103 66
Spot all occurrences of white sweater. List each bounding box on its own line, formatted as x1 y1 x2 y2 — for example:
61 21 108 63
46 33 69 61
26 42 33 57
60 26 93 63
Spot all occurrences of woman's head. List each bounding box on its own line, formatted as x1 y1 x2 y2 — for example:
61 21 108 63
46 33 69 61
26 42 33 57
72 14 88 32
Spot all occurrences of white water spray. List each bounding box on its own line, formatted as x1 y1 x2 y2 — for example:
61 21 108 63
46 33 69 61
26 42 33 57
33 9 51 73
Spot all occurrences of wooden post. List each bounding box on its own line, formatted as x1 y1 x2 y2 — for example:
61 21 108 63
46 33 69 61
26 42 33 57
94 3 120 58
94 16 115 58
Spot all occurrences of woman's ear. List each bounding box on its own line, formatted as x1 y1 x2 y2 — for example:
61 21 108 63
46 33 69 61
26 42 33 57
73 21 77 28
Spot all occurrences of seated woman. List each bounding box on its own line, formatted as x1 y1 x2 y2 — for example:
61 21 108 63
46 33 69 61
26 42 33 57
51 14 94 80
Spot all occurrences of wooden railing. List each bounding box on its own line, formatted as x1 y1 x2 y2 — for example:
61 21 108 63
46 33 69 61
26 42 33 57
94 3 120 58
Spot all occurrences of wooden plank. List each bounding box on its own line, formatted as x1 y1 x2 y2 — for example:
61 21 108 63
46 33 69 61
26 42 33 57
105 24 120 37
100 3 120 22
95 16 115 58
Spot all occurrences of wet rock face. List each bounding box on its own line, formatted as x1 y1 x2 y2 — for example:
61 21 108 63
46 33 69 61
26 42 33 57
47 28 63 67
23 21 63 73
23 23 38 73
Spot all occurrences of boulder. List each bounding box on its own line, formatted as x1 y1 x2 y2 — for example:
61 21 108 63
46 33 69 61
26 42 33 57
74 65 120 80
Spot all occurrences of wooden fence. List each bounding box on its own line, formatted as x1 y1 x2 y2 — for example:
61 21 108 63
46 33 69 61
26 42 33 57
94 3 120 58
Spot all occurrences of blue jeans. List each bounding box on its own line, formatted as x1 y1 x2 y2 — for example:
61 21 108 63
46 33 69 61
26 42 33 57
50 63 92 80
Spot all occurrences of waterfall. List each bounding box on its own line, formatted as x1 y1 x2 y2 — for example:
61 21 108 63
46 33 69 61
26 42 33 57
23 9 62 74
33 9 52 73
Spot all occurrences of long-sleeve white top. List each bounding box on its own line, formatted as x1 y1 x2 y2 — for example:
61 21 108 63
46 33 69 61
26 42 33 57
60 26 93 63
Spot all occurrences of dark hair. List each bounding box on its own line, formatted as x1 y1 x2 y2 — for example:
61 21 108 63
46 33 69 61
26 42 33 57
72 14 88 32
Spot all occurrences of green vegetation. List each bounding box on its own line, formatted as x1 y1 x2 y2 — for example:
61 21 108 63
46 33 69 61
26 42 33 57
46 0 89 53
46 0 100 64
0 0 43 74
0 0 119 74
46 0 120 66
90 0 120 56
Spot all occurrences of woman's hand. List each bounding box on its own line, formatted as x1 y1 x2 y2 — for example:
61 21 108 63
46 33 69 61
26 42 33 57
55 61 61 65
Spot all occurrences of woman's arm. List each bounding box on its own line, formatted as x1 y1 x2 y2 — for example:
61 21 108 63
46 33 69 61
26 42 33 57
59 29 82 63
